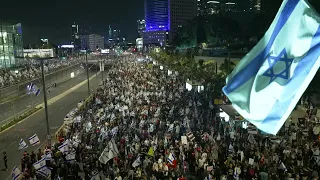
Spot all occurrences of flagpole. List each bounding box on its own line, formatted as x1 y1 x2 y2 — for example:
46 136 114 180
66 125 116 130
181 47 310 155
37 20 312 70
40 58 51 145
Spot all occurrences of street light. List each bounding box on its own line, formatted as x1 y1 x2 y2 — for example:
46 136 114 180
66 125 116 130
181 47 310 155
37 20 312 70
85 49 90 96
37 57 54 145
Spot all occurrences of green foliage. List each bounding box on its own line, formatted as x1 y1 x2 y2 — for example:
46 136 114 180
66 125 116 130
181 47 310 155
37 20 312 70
219 59 237 75
0 107 42 132
32 55 41 58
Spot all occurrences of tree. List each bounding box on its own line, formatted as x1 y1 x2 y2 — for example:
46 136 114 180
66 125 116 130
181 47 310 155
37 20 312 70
219 59 236 75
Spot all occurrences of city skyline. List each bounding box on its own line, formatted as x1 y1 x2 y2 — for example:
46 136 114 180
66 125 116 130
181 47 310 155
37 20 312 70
0 0 145 45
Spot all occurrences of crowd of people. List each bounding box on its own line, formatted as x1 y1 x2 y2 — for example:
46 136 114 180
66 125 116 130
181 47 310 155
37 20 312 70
14 56 320 180
0 58 80 88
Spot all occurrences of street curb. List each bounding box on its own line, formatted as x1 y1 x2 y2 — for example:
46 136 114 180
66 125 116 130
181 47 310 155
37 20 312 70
0 72 100 135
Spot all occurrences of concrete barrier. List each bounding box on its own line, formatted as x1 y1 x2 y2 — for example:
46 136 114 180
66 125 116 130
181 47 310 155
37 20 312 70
0 64 83 103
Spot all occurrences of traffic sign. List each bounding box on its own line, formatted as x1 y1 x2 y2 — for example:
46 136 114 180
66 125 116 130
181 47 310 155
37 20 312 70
46 135 51 140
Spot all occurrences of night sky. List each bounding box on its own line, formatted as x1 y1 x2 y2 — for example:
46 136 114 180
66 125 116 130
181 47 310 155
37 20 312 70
0 0 144 45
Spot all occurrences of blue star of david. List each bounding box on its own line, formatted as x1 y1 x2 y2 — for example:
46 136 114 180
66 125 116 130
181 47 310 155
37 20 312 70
263 48 294 84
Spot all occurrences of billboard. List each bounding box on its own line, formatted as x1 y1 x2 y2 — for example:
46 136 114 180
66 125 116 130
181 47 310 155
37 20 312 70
101 49 110 54
136 38 143 49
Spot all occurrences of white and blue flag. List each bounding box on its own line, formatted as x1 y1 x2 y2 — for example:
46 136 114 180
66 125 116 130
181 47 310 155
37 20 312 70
66 152 76 162
18 139 28 150
41 151 52 161
11 166 22 180
58 142 69 154
36 166 52 178
27 83 41 96
168 153 176 164
28 134 40 146
223 0 320 135
33 158 46 170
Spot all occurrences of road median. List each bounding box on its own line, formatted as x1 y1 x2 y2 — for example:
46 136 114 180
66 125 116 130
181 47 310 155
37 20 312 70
0 107 43 133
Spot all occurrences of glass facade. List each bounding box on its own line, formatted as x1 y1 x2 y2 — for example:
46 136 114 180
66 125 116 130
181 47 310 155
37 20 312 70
0 22 23 68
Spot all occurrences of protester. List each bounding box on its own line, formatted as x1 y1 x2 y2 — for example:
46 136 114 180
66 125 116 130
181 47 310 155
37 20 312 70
3 151 7 171
13 55 320 180
0 58 80 87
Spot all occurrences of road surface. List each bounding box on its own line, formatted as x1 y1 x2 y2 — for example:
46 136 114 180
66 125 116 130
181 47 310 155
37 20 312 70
0 70 102 126
0 70 103 179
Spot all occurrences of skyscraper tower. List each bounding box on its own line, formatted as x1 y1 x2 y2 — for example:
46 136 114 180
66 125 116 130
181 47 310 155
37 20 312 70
71 22 80 49
144 0 196 46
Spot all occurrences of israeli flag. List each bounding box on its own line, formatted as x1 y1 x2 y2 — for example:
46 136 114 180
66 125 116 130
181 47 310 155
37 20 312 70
66 152 76 162
58 142 69 154
36 166 52 178
223 0 320 135
132 155 141 168
168 153 176 164
18 139 28 150
11 166 22 180
33 158 46 170
28 134 40 146
41 151 52 161
27 83 41 96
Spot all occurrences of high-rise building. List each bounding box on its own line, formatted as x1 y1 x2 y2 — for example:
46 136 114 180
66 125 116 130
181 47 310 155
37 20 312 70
0 22 23 68
197 0 261 15
88 34 104 51
144 0 196 46
71 23 80 49
137 20 146 38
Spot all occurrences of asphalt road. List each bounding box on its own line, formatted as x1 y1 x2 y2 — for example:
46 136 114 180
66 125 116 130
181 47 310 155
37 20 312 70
0 69 101 126
0 70 103 179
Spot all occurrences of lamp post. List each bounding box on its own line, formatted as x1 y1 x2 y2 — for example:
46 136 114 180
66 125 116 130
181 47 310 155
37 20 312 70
38 57 54 145
85 49 90 96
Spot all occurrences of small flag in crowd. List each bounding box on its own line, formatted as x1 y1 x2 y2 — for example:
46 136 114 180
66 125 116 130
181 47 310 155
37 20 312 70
36 166 52 178
28 134 40 146
132 155 141 168
66 152 76 162
168 153 176 164
90 170 100 180
27 83 41 96
222 0 320 135
18 139 28 150
58 141 69 154
99 138 119 164
168 124 174 132
41 151 52 161
33 158 46 170
147 147 154 157
11 166 22 180
187 132 195 141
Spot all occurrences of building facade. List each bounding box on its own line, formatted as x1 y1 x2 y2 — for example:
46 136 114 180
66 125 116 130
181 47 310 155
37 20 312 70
71 23 80 49
0 22 23 68
137 19 146 38
88 34 104 51
143 0 196 46
197 0 261 16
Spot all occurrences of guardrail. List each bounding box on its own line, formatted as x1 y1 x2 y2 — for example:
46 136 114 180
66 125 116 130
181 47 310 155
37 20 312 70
54 94 94 143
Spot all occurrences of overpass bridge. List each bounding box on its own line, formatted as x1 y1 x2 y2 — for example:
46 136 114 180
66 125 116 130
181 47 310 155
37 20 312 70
86 59 115 65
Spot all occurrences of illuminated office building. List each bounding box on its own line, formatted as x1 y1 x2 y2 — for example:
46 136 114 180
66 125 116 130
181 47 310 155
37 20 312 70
144 0 196 46
0 22 23 68
137 20 146 38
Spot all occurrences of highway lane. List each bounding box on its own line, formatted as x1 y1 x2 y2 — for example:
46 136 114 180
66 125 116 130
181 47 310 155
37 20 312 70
0 69 100 126
0 70 103 179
